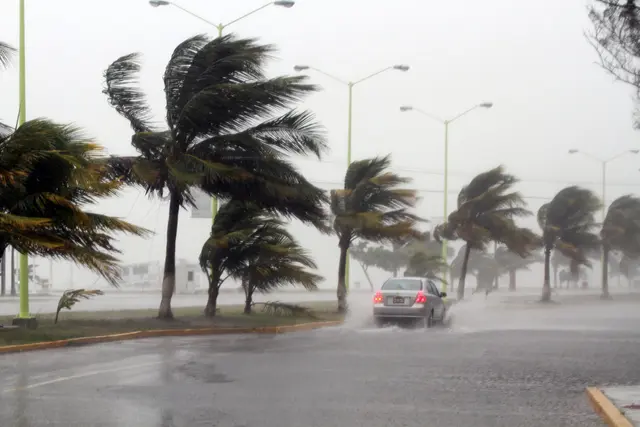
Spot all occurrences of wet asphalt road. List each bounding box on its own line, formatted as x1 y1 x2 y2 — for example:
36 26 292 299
1 297 640 426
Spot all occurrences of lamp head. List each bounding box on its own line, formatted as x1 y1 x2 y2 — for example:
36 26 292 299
393 64 410 72
293 65 309 72
399 106 414 112
274 0 295 7
479 102 493 108
149 0 170 6
630 149 640 154
568 149 579 154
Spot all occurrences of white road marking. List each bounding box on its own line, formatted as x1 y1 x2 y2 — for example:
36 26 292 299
1 361 161 393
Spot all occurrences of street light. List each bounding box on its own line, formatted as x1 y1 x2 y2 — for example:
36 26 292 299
12 0 34 327
149 1 295 37
149 0 295 225
293 64 410 164
294 63 410 293
399 102 493 297
568 148 639 220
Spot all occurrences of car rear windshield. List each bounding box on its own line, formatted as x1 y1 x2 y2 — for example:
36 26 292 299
381 279 422 291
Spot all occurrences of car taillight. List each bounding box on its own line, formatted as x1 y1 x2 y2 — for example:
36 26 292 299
373 291 384 304
415 291 427 304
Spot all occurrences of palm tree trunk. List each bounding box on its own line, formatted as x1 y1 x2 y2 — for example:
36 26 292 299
243 277 253 314
508 270 516 291
358 262 374 291
541 247 552 302
205 283 219 317
158 192 180 319
601 246 611 299
337 243 349 313
204 261 222 317
457 244 472 300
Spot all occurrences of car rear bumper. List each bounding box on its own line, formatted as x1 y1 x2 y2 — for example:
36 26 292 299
373 304 426 318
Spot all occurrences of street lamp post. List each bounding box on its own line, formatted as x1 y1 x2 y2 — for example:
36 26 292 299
399 102 493 296
150 0 294 37
13 0 35 327
149 0 295 222
293 64 410 293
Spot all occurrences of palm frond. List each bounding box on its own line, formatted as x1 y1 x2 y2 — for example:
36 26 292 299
0 41 15 68
539 186 601 266
344 156 391 190
55 289 104 323
443 165 533 255
103 52 153 133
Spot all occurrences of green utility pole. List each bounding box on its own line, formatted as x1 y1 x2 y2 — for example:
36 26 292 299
14 0 36 328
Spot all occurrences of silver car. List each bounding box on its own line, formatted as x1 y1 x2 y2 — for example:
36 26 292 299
372 277 447 328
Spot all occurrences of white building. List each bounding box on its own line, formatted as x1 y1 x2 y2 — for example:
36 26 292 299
119 259 206 293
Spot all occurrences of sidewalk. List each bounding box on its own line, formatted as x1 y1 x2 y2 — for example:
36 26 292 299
587 386 640 426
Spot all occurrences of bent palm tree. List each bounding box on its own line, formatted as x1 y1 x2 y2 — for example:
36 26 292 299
403 232 448 283
538 186 601 302
0 119 150 280
495 246 543 291
601 195 640 298
404 251 448 283
237 226 321 314
199 200 280 316
331 155 422 312
200 200 321 315
435 166 539 300
104 34 329 319
349 242 376 291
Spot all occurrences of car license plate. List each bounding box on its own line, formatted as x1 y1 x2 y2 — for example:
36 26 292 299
393 296 405 304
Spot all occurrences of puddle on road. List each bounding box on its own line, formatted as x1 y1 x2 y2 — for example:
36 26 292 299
318 292 640 336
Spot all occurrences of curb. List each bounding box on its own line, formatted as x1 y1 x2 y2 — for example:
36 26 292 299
0 320 343 355
586 387 635 427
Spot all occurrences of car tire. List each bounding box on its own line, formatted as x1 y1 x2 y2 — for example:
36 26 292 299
423 311 433 329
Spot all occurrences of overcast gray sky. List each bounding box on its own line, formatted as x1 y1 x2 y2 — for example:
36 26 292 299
0 0 638 289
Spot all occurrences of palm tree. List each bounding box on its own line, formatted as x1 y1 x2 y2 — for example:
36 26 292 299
551 250 569 288
200 200 321 315
601 195 640 298
404 251 448 283
237 225 321 314
331 155 422 313
537 186 601 302
200 200 279 316
435 166 539 300
495 246 544 291
349 241 376 291
0 119 150 281
103 34 329 319
402 232 449 283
